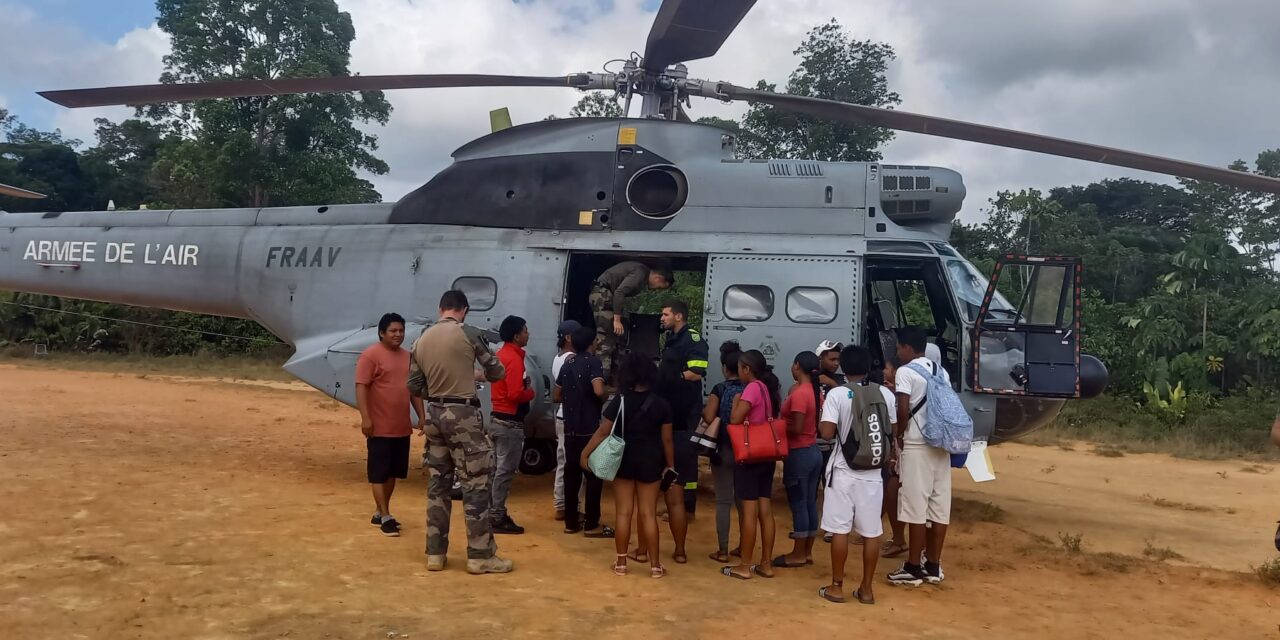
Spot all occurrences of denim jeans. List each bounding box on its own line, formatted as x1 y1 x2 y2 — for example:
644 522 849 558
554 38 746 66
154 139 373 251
783 444 823 539
487 416 526 520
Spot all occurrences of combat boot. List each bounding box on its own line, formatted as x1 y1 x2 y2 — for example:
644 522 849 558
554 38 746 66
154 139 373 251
427 555 447 571
466 555 514 575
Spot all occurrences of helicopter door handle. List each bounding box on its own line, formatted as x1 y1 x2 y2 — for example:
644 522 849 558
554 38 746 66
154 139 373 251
713 324 747 333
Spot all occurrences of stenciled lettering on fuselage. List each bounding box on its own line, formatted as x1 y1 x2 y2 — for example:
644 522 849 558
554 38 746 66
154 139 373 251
22 240 199 266
265 246 342 268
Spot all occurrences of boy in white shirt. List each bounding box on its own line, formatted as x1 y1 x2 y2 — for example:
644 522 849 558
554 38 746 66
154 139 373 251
888 326 952 586
817 346 897 605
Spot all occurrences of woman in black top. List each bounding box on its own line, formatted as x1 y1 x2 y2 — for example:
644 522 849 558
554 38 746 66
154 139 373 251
582 352 674 578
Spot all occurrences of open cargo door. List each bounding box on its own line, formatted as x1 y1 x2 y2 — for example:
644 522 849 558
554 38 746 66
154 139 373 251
971 255 1082 397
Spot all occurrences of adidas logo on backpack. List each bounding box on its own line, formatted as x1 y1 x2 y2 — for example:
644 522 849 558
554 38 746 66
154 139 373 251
838 381 893 471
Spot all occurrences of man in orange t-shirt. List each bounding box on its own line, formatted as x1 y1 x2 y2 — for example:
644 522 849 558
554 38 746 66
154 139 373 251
357 312 426 537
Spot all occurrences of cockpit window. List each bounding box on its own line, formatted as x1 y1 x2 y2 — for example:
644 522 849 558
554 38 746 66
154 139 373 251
945 258 1014 322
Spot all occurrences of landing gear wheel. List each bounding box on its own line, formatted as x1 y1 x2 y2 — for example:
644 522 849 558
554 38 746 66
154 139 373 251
519 439 556 475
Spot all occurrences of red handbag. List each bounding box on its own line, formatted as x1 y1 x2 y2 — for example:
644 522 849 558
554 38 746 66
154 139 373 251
726 380 790 464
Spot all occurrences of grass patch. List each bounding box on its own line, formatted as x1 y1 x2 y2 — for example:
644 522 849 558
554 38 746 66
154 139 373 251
953 498 1006 523
1034 393 1280 461
1142 540 1186 562
1140 494 1213 513
1240 465 1273 474
1089 552 1137 574
1058 532 1084 555
1256 558 1280 587
0 351 292 381
1092 445 1126 458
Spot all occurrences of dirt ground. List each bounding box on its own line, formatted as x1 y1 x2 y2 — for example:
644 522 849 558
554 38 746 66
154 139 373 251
1 363 1278 639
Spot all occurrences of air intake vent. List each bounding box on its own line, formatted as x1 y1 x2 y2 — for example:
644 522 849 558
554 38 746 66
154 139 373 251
768 161 824 177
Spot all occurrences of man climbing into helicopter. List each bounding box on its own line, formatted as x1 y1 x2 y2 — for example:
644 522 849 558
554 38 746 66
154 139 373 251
589 261 674 380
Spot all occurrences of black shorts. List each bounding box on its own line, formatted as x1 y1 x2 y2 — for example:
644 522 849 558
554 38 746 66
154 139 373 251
367 436 411 483
733 460 777 501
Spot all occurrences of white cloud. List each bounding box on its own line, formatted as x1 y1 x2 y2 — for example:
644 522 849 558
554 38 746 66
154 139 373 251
5 0 1279 219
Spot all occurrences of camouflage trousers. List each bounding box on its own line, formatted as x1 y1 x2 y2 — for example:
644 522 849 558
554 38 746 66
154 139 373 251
589 285 617 379
424 403 496 560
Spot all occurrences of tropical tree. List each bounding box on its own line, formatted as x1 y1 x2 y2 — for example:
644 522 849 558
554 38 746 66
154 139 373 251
143 0 392 207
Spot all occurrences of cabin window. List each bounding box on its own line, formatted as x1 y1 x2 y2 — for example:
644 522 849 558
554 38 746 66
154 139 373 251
723 285 774 322
786 287 838 324
452 277 497 311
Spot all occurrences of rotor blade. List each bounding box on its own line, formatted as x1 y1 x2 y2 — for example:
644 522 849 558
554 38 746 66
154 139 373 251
0 183 47 199
39 74 596 108
721 85 1280 195
643 0 756 72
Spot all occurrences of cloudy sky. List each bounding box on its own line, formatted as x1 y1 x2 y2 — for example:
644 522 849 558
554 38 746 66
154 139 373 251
3 0 1278 221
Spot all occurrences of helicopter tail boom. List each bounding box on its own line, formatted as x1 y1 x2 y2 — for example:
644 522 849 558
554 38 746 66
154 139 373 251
0 221 250 320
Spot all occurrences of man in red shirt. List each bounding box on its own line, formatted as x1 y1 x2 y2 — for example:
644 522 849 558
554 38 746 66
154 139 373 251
489 315 535 535
356 313 426 537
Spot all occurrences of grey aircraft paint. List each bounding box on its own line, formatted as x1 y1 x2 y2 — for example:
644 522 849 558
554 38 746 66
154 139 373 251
0 118 1083 445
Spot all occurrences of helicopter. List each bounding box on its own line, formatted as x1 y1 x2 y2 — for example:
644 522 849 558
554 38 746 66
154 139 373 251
5 0 1280 476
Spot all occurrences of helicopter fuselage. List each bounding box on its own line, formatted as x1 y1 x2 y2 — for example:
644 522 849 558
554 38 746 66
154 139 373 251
0 118 1083 446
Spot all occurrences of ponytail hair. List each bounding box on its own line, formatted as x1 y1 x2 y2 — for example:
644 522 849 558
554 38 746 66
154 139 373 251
741 349 782 418
794 351 823 431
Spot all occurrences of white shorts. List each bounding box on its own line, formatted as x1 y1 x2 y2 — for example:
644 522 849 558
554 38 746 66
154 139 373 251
898 445 952 525
820 469 884 539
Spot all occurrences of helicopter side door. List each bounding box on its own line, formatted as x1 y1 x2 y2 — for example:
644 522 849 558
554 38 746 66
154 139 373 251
702 254 861 388
971 255 1082 397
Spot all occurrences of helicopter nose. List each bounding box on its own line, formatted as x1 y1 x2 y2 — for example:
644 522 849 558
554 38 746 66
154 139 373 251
988 353 1110 443
1080 353 1109 399
990 397 1066 444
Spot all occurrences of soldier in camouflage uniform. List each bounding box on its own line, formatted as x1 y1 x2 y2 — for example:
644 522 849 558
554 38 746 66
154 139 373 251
589 261 674 379
408 289 512 574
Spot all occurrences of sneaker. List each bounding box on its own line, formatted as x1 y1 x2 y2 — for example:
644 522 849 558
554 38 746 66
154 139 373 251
370 514 382 527
427 554 447 571
924 562 944 585
823 532 833 543
887 563 925 586
554 509 566 522
467 555 514 575
380 519 401 537
492 515 525 535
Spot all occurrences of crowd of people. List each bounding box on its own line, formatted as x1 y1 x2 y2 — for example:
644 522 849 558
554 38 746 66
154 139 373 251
353 286 962 602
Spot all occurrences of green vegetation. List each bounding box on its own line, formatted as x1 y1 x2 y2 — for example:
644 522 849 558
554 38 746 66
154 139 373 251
1033 393 1279 460
1142 540 1186 562
952 498 1007 523
1058 532 1085 555
1256 558 1280 586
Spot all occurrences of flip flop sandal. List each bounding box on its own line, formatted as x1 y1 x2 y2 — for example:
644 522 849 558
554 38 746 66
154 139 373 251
650 564 667 579
881 541 908 558
721 566 751 580
729 547 741 558
819 583 847 603
583 526 615 539
613 555 627 576
708 550 731 563
751 564 775 579
673 552 688 564
771 555 806 568
628 549 649 563
854 589 876 605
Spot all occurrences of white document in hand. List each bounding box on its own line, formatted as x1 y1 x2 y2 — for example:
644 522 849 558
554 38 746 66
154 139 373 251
965 441 996 482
